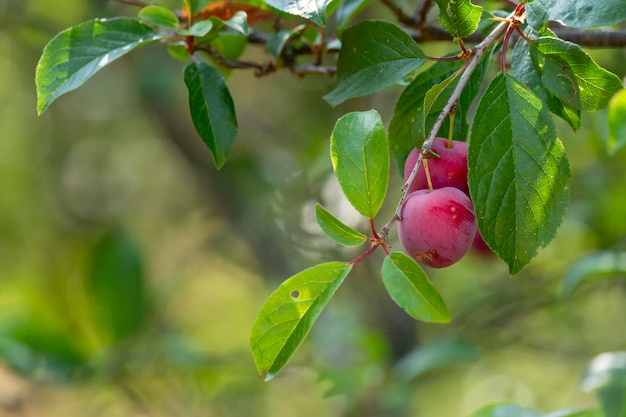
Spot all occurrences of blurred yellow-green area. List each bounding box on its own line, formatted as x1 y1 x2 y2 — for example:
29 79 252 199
1 1 626 416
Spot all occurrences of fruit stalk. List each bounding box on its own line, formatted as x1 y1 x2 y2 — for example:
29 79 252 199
380 10 516 243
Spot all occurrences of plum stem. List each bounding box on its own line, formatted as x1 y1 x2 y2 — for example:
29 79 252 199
379 9 517 243
423 158 434 192
447 107 456 148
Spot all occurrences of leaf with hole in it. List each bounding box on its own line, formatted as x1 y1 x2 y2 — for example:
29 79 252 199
526 0 626 29
36 17 165 115
184 61 238 169
250 262 352 380
381 252 450 323
468 73 570 275
262 0 332 25
532 37 624 112
562 251 626 297
330 110 389 219
324 20 426 107
433 0 482 38
608 89 626 155
581 352 626 417
315 203 368 247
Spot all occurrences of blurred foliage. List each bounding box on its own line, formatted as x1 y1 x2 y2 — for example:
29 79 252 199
0 0 625 416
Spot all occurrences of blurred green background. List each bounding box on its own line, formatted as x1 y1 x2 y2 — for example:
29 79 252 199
1 1 625 416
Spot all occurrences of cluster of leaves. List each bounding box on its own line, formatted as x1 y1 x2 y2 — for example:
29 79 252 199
34 0 626 387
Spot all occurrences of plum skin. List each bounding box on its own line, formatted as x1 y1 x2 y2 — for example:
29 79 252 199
404 137 469 195
398 187 477 268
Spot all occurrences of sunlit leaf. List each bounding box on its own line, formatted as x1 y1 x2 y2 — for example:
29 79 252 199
381 252 450 323
184 61 238 169
562 251 626 297
315 203 368 246
526 0 626 29
138 5 179 28
177 20 213 36
324 20 427 106
250 262 352 380
330 110 389 218
468 73 570 275
433 0 482 38
581 352 626 417
36 18 165 114
532 37 624 112
262 0 332 25
608 89 626 155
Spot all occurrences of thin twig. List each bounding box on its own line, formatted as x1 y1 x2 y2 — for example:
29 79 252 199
380 11 515 242
116 0 149 7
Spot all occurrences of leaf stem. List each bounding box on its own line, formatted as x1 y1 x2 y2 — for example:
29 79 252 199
379 10 515 243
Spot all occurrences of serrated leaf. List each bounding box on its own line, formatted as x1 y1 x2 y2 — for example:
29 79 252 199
389 59 464 172
88 231 147 342
36 17 165 115
532 37 624 112
468 73 570 275
466 403 543 417
250 262 352 380
184 61 238 169
608 89 626 155
324 20 427 107
315 203 368 246
330 110 389 218
562 251 626 297
526 0 626 29
138 5 179 28
513 31 581 131
581 352 626 417
381 252 450 323
262 0 331 25
433 0 482 38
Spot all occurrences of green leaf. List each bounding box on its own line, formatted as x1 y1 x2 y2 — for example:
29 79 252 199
380 252 450 323
330 110 389 218
562 251 626 297
581 352 626 417
88 231 147 342
608 89 626 155
389 59 464 172
532 37 624 112
324 20 427 107
262 0 332 25
36 17 165 115
466 403 543 417
185 0 211 15
250 262 352 380
512 29 581 131
526 0 626 29
468 73 570 275
0 317 86 381
177 20 213 36
267 25 306 58
433 0 482 38
138 5 179 28
220 10 249 36
184 61 238 169
395 336 480 380
315 203 368 246
335 0 373 30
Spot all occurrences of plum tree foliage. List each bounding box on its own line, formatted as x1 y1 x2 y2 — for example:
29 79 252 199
35 0 626 411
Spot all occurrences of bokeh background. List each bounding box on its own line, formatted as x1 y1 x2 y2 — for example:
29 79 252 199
1 1 625 416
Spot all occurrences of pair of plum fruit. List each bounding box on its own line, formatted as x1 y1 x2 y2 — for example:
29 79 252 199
398 137 486 268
